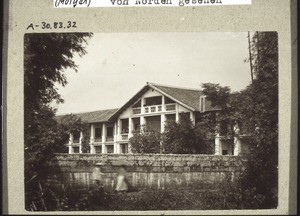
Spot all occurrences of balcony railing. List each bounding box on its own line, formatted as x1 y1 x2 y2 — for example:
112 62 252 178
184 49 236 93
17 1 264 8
91 137 114 143
106 136 114 142
133 103 176 115
94 138 102 143
133 107 141 114
165 103 176 111
121 134 129 141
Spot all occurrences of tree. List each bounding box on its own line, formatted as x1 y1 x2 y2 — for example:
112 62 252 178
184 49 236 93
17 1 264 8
201 83 255 136
129 125 161 153
201 83 231 111
56 114 91 153
24 33 92 210
201 83 236 136
241 31 278 208
163 114 213 154
200 32 278 208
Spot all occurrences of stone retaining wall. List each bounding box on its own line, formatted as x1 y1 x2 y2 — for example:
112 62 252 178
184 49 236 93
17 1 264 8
46 153 247 190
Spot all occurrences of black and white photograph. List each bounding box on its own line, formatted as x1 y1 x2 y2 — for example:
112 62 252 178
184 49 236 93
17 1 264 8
24 32 279 211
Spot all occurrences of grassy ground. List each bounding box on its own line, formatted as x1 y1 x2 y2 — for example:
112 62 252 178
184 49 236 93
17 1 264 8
29 179 270 211
93 189 225 211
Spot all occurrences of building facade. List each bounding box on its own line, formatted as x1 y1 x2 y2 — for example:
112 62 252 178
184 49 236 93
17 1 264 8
58 82 248 156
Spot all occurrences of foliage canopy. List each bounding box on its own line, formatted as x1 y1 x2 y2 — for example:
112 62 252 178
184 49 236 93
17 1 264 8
24 33 93 210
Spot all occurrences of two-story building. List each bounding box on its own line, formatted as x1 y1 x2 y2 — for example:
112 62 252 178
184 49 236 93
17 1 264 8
58 82 248 156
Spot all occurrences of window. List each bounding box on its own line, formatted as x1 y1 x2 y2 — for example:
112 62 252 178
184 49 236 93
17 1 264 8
106 145 114 153
73 132 80 143
165 96 175 104
121 119 129 133
107 126 113 137
73 147 79 153
95 146 102 153
222 150 228 155
145 96 162 106
120 144 128 153
95 126 102 138
132 118 140 132
145 116 161 132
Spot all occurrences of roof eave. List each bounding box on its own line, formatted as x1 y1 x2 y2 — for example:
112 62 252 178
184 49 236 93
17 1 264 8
148 83 196 112
108 84 150 121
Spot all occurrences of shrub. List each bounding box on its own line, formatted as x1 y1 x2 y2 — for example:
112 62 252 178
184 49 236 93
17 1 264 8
129 125 162 153
163 114 213 154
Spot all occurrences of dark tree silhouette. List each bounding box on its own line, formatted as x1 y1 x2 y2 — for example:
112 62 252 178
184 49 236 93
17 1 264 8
24 33 92 210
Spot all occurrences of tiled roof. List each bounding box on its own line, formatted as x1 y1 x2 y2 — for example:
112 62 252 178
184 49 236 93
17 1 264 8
56 108 118 123
150 83 203 111
149 83 220 112
108 82 220 121
56 82 220 123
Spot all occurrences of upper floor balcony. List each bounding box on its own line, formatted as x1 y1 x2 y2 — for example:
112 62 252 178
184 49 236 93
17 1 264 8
132 103 176 115
91 136 114 145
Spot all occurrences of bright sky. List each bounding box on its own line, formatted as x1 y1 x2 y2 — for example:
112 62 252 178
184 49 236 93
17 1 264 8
54 32 252 115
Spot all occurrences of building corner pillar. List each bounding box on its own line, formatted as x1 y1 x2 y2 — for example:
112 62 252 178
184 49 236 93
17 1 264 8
215 134 222 155
234 136 241 156
79 131 83 153
175 104 179 123
102 123 106 143
90 145 96 154
190 112 195 125
161 114 166 133
68 133 74 154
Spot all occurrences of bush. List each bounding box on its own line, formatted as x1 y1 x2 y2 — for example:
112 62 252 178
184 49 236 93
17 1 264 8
26 180 112 211
163 114 213 154
129 125 162 153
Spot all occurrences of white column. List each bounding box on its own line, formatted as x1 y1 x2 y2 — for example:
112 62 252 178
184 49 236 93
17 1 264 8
90 145 96 154
101 144 106 154
114 143 118 154
117 119 122 141
79 131 83 153
113 122 118 154
102 123 106 143
175 104 179 123
161 94 166 153
162 95 165 111
140 116 145 133
102 123 106 154
113 122 117 142
234 136 242 156
69 133 74 144
68 133 74 154
215 134 222 155
90 124 95 154
128 117 133 153
161 114 166 133
90 124 95 143
140 116 145 126
68 146 73 154
128 117 133 137
141 97 145 114
190 112 195 125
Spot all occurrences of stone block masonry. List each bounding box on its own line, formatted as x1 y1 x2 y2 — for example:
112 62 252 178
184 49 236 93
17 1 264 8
46 153 247 191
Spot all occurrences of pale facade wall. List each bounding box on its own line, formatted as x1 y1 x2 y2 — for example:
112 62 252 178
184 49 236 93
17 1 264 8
215 136 249 156
142 88 162 98
119 107 132 119
178 105 190 113
69 88 198 155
